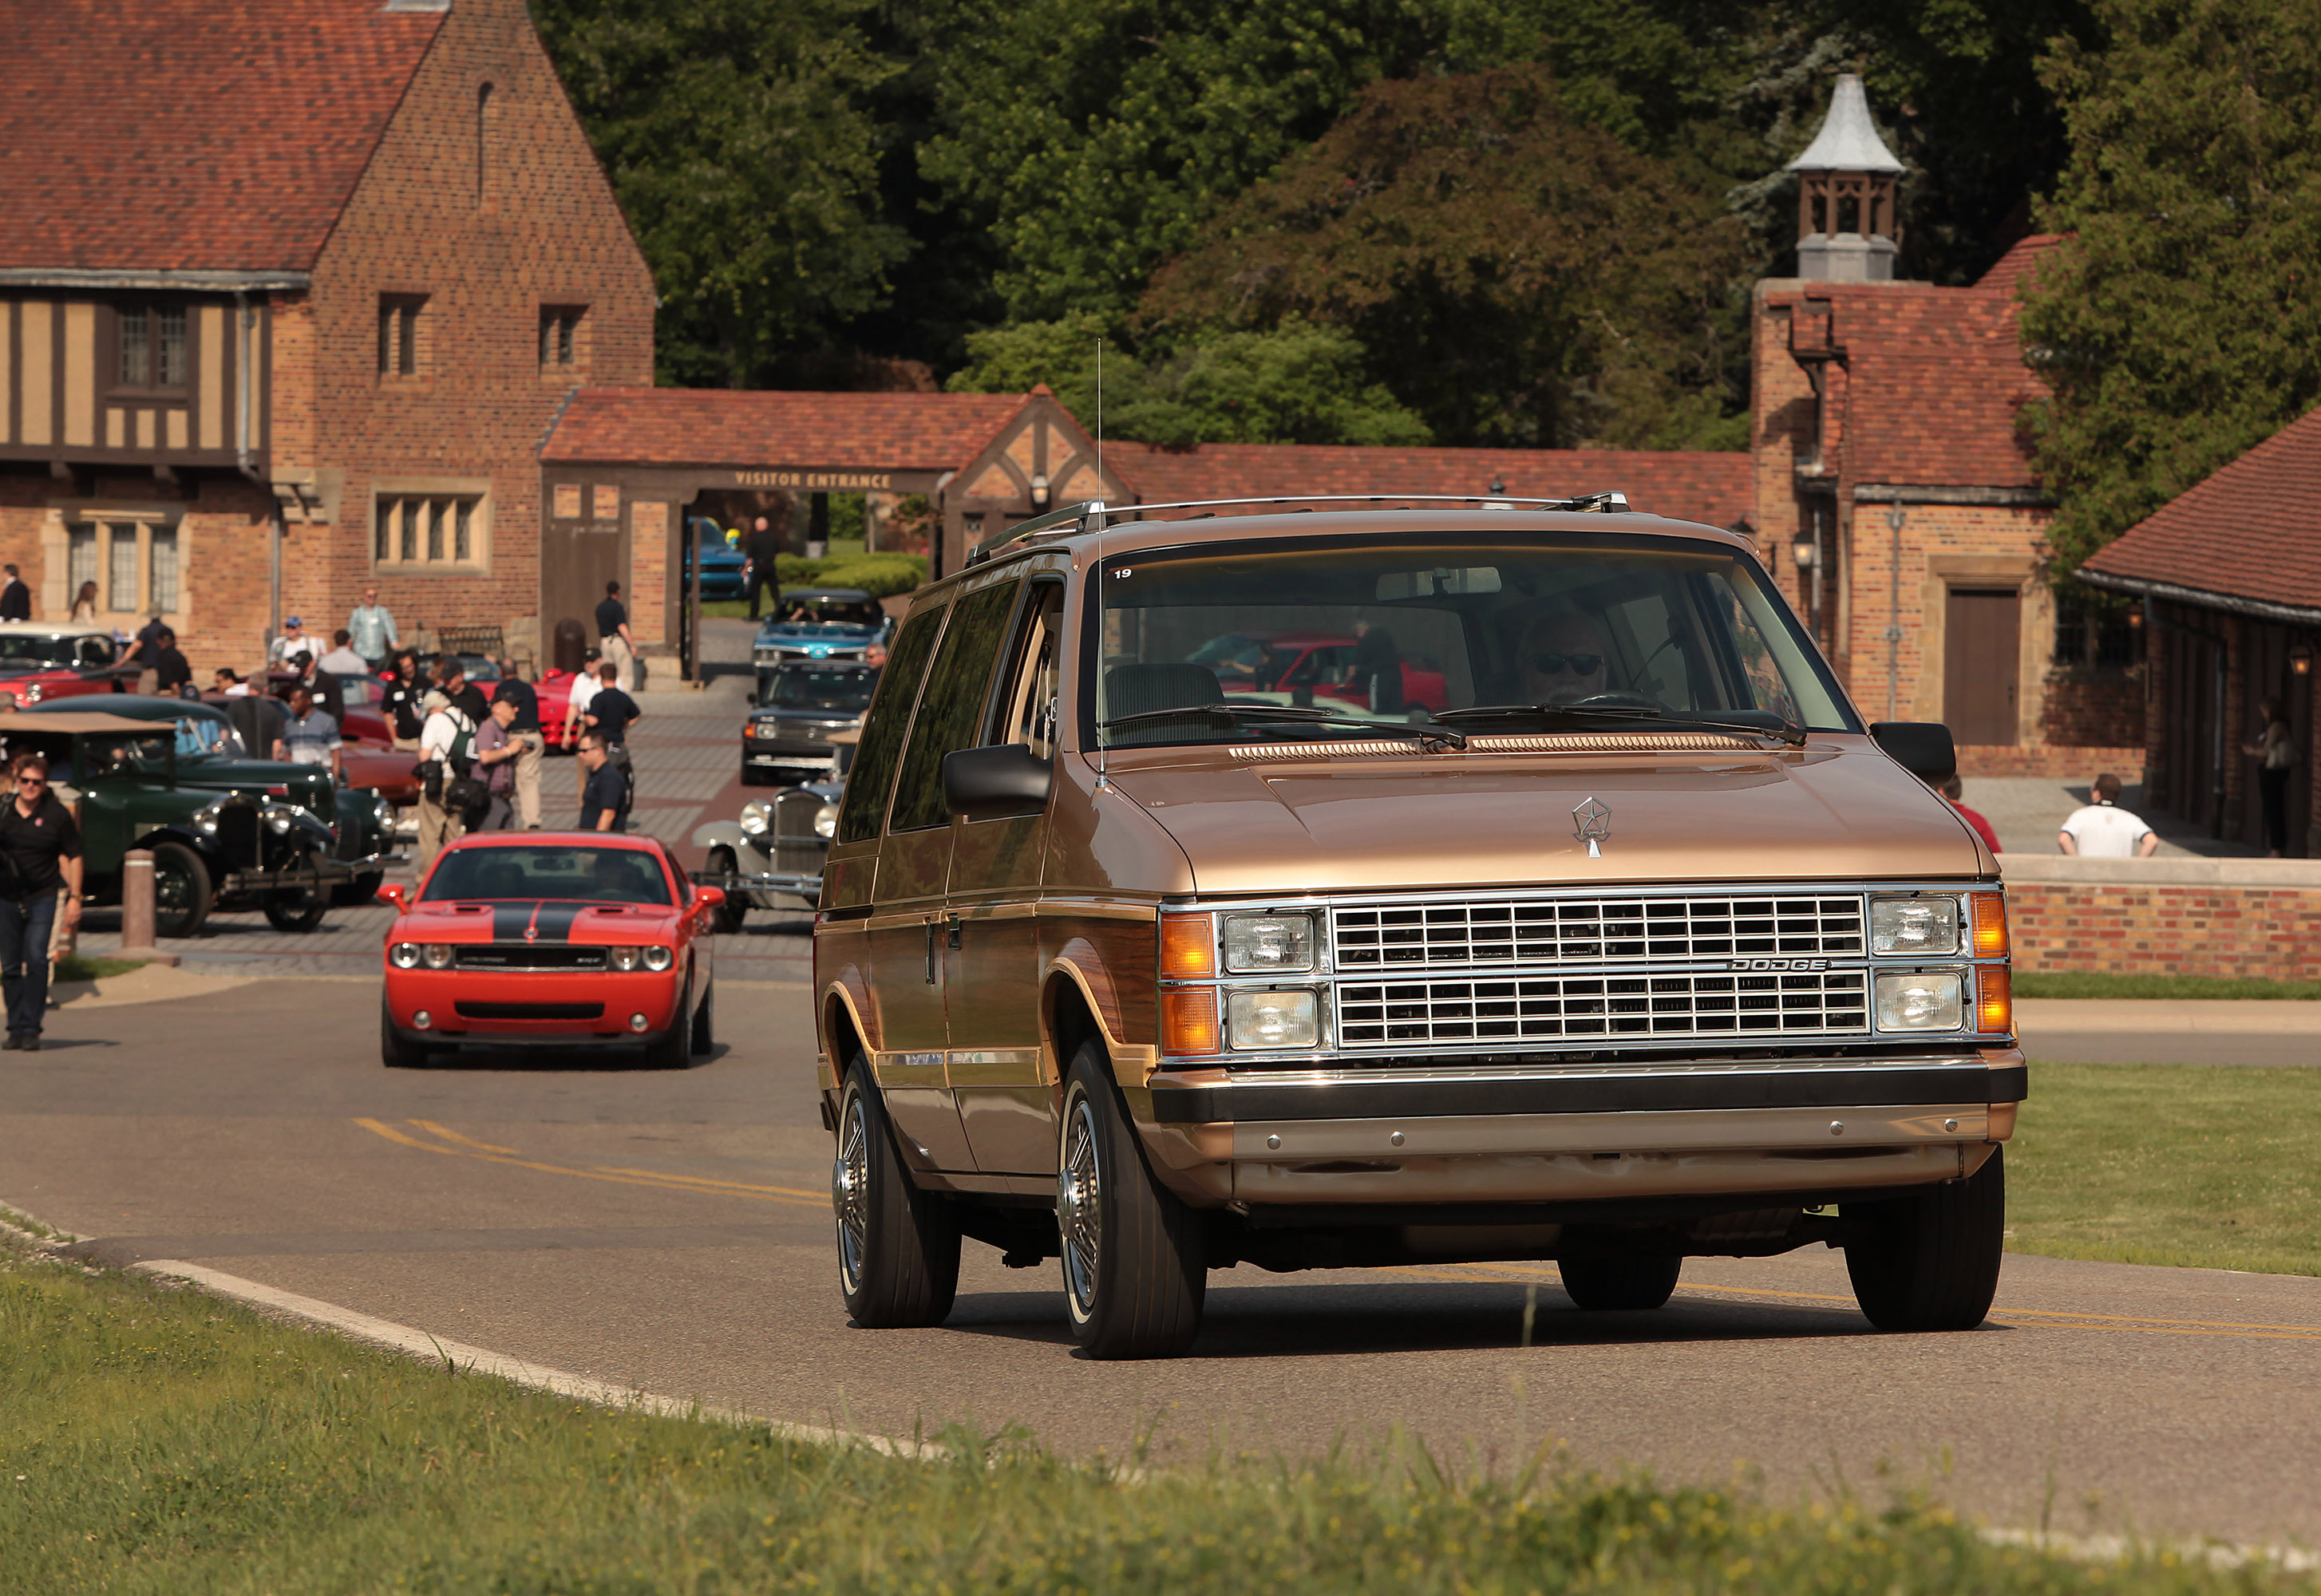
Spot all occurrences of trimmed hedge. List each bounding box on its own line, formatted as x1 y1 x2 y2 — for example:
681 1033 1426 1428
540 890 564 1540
772 551 927 598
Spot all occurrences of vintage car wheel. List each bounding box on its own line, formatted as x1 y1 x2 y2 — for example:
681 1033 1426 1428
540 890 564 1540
1058 1040 1205 1359
833 1055 959 1327
379 1003 433 1069
705 850 748 933
150 840 212 939
1845 1146 2006 1332
262 850 328 932
1559 1254 1682 1310
331 870 385 907
690 982 716 1054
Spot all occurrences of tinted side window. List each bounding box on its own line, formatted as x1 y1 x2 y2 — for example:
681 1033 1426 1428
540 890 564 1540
888 580 1022 833
835 604 945 844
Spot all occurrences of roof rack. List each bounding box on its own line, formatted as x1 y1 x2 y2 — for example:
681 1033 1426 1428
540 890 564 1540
964 491 1633 566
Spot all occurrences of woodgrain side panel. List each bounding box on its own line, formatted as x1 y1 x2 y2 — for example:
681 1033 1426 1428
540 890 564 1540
1046 918 1157 1045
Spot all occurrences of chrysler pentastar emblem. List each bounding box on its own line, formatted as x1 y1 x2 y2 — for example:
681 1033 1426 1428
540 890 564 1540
1572 796 1611 858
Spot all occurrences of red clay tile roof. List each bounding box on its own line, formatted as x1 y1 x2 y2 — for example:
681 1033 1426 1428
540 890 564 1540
0 1 445 274
540 388 1032 471
1772 280 2046 490
1974 233 2066 298
1109 443 1754 529
2082 405 2321 614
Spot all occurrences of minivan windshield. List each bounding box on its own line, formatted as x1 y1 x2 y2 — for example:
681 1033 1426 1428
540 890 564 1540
1087 533 1856 749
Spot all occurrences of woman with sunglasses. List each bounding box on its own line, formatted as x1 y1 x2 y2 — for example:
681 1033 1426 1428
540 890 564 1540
0 752 84 1052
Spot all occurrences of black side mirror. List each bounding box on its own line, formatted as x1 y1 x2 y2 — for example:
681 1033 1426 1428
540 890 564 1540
1869 721 1957 785
942 744 1052 819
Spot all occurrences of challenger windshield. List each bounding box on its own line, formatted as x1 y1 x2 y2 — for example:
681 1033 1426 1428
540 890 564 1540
421 845 673 905
1087 534 1855 749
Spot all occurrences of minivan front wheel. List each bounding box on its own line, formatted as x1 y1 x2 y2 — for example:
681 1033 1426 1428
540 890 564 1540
1058 1041 1205 1359
1845 1146 2006 1332
833 1057 959 1328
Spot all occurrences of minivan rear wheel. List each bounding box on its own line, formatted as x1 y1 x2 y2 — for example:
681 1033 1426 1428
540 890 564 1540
1845 1146 2006 1332
1058 1040 1205 1359
833 1057 959 1328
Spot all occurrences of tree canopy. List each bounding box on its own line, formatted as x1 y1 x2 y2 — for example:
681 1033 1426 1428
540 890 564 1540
2023 0 2321 578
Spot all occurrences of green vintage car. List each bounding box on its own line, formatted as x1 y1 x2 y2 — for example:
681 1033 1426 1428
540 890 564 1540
0 710 363 937
20 695 401 907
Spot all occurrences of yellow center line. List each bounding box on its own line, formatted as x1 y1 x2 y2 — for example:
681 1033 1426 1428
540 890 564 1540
1374 1261 2321 1341
351 1119 827 1211
409 1119 520 1156
590 1165 828 1201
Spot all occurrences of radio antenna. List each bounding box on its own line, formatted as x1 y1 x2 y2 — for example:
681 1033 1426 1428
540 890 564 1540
1095 336 1104 487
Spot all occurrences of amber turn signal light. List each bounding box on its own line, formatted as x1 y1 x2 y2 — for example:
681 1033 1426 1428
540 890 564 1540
1975 964 2012 1035
1970 891 2009 957
1160 913 1216 978
1160 987 1220 1055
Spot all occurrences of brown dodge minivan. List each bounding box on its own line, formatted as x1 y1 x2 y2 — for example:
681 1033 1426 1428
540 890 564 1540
816 497 2019 1358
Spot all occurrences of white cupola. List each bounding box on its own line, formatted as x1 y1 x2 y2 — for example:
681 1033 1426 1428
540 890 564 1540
1788 74 1904 282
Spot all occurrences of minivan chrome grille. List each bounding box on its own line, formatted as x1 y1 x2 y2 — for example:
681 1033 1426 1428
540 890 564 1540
1331 895 1864 970
1336 970 1870 1048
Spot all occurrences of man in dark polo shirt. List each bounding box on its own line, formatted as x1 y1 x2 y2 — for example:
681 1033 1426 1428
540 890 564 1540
0 753 84 1051
576 731 630 833
491 658 544 829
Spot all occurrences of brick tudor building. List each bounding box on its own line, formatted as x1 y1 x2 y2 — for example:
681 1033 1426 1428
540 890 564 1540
0 0 653 670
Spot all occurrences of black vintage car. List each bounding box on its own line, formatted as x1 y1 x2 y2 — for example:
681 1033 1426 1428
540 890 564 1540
22 695 401 906
0 711 356 937
741 658 880 788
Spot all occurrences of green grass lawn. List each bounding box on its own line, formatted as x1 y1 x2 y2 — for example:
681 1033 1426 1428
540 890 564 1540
3 1250 2297 1595
54 954 146 983
2014 971 2320 1001
2008 1062 2321 1276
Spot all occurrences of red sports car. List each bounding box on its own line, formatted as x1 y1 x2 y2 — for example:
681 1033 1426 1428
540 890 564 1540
1202 630 1452 713
378 833 725 1069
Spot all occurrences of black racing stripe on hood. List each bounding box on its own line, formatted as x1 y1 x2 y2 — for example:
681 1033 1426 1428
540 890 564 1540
492 903 537 942
532 903 585 943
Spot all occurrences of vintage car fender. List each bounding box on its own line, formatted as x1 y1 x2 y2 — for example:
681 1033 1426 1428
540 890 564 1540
689 817 769 867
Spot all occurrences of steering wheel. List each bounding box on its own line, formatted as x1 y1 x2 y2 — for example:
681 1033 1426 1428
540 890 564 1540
1568 691 1659 710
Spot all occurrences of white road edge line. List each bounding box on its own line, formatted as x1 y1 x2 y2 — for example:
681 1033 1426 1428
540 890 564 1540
0 1205 927 1460
124 1258 935 1460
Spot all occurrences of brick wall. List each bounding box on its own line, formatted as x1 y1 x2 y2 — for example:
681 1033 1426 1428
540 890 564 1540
1957 743 2145 780
2041 664 2144 747
2009 881 2321 980
287 0 654 663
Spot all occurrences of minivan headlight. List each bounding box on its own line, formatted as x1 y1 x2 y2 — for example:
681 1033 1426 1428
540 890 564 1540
1228 990 1319 1050
1875 972 1963 1031
1221 912 1315 974
1871 895 1960 956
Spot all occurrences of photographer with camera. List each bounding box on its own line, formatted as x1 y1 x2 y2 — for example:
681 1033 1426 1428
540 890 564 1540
415 689 480 873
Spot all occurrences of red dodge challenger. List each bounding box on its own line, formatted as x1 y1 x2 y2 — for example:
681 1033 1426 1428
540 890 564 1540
378 832 724 1068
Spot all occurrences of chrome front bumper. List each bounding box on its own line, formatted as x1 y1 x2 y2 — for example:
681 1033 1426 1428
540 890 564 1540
1135 1053 2023 1207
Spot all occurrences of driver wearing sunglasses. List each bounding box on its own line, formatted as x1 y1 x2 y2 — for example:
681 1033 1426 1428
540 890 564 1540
1518 613 1612 707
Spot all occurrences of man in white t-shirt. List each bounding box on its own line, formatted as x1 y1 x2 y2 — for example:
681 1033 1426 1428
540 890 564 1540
563 649 603 800
417 689 476 874
2058 772 2161 857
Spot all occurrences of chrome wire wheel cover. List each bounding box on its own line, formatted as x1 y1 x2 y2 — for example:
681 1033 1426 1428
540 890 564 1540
1058 1093 1103 1317
834 1092 871 1294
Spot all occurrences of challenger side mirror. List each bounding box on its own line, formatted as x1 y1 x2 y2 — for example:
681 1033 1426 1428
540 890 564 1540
1869 721 1957 785
376 883 409 912
943 744 1053 819
695 885 727 910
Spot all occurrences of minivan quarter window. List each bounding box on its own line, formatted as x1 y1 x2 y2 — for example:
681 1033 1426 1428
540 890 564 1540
833 603 946 844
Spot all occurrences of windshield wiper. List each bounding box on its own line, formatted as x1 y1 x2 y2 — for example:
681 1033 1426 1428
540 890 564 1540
1434 703 1805 746
1101 701 1466 750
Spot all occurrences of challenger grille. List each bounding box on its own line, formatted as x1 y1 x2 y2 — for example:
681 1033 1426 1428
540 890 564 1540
453 945 607 971
1336 969 1871 1047
1332 895 1864 970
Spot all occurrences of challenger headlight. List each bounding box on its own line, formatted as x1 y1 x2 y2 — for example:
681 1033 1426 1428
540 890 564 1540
1221 912 1315 974
1874 971 1963 1031
389 942 421 969
1228 989 1319 1050
608 946 642 971
1871 895 1961 956
422 944 453 970
813 802 839 839
739 800 772 837
642 945 674 971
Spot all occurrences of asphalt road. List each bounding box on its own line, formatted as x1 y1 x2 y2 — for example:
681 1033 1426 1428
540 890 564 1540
5 978 2319 1547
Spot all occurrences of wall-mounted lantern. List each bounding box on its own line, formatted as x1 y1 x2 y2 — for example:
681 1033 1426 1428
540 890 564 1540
1029 472 1050 510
